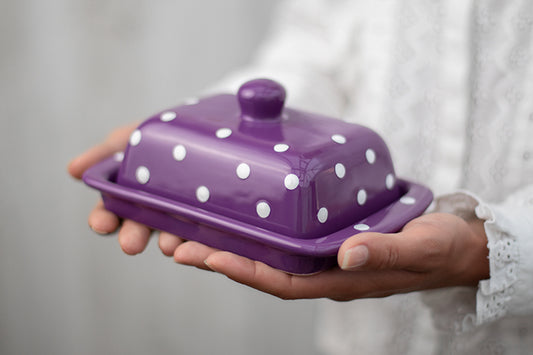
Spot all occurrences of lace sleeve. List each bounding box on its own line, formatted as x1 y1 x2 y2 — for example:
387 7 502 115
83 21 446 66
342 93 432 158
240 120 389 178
423 186 533 331
475 185 533 324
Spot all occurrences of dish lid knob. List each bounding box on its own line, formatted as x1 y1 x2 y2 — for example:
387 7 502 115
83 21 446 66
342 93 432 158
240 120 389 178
237 79 286 121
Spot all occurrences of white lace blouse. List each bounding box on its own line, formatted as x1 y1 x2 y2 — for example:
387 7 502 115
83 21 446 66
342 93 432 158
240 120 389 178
211 0 533 353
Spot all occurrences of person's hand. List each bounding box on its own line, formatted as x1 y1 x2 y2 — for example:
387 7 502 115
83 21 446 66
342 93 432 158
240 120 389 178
68 122 182 255
163 212 489 300
68 125 490 301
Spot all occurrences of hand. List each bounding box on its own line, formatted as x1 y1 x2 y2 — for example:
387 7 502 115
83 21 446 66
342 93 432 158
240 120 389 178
68 125 490 300
68 122 176 255
66 122 237 263
164 212 489 300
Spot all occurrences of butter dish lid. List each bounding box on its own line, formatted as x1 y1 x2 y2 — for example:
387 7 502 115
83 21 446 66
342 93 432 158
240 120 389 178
116 79 403 239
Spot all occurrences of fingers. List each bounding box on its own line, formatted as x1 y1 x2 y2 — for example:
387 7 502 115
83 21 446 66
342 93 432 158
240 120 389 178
118 219 152 255
158 231 185 256
88 202 183 258
174 241 218 271
204 252 294 297
203 250 431 300
88 200 121 234
203 252 344 300
68 122 139 179
68 142 117 179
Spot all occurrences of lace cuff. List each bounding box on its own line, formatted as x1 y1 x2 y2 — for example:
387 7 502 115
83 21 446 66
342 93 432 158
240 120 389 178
474 186 533 324
423 188 533 332
474 202 519 324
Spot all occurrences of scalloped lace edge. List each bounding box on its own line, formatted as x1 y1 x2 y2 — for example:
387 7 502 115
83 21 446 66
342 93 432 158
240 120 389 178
474 203 519 325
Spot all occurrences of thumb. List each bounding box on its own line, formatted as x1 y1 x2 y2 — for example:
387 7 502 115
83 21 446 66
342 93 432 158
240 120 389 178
338 232 415 271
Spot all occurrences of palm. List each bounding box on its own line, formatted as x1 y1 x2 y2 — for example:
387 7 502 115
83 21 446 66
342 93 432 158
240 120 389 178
171 213 489 300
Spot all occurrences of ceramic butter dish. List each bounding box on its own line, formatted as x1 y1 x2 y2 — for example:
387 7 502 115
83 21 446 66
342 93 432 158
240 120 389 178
83 78 433 274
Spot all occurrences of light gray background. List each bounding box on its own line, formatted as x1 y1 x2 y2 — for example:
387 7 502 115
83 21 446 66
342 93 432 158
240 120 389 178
0 1 322 354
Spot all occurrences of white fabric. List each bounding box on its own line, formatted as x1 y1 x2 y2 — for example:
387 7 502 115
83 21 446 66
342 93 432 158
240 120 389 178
211 0 533 353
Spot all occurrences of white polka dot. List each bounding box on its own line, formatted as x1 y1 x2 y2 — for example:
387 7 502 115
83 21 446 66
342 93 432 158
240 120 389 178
129 130 142 146
196 186 210 203
354 223 370 231
216 128 232 139
172 145 187 161
160 111 177 122
236 163 251 179
335 163 346 179
256 201 271 218
331 134 346 144
366 149 376 164
317 207 328 223
357 189 367 206
400 196 416 205
284 174 299 190
114 152 124 162
183 97 199 105
274 143 289 152
135 166 150 184
386 174 395 190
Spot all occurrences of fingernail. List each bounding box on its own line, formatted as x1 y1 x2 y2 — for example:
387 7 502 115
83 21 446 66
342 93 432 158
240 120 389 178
203 260 217 273
342 245 369 270
89 224 110 235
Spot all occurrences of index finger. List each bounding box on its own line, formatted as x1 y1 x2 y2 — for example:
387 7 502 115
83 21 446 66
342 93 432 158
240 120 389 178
203 251 425 300
204 251 348 300
67 122 139 179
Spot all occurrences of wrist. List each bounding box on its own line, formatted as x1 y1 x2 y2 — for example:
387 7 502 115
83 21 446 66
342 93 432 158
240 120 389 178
464 217 490 285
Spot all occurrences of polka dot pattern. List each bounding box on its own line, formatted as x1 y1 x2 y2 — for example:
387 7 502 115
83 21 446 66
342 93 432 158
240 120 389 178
196 186 210 203
354 224 370 231
172 145 187 161
400 196 416 205
331 134 346 144
335 163 346 179
126 122 414 234
114 152 124 162
216 128 232 139
274 143 289 152
160 111 177 122
386 174 395 190
317 207 328 223
183 97 199 105
135 166 150 184
366 149 376 164
256 201 271 218
236 163 251 180
357 189 367 206
284 174 299 190
130 130 142 146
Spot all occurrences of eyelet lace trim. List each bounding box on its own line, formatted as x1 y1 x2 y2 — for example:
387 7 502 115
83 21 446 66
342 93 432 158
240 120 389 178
426 193 521 331
475 204 519 325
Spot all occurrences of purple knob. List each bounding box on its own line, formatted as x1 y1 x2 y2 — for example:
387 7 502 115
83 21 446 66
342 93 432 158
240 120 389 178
237 79 286 121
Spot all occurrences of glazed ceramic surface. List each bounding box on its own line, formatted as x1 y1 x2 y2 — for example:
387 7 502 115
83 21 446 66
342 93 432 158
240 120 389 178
83 79 433 274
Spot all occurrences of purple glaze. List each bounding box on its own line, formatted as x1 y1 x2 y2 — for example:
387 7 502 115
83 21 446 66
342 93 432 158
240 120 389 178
82 79 433 274
238 78 286 120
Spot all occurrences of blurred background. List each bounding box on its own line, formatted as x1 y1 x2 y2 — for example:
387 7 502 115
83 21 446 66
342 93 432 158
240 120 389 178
0 1 323 354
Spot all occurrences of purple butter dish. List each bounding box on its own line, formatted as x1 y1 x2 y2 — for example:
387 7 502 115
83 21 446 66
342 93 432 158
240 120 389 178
83 78 433 274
